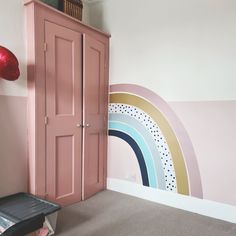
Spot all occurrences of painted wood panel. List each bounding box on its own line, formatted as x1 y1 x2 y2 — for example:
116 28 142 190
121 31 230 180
55 37 74 115
56 135 73 198
45 21 82 206
25 0 109 206
83 35 106 199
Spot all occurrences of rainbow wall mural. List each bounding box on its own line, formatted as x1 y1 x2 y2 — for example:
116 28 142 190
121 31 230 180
109 84 203 198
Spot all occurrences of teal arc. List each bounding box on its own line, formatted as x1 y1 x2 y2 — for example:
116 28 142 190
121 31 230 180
109 121 158 188
109 113 166 190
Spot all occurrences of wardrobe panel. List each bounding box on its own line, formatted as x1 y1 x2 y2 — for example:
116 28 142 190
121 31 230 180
83 35 106 199
87 48 101 115
87 133 100 185
55 135 73 197
55 37 74 115
45 21 82 206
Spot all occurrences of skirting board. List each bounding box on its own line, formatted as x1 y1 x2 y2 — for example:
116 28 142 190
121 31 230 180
107 178 236 223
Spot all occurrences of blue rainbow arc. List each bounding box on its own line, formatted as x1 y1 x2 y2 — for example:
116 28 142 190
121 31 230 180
109 114 166 190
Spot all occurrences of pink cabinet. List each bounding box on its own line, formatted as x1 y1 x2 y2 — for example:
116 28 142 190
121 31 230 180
24 0 110 206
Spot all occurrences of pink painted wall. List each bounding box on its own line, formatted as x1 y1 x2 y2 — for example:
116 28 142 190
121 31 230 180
170 101 236 206
0 95 28 196
108 84 236 207
0 0 28 197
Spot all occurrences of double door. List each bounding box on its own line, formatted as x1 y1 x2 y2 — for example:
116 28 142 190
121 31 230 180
45 21 107 206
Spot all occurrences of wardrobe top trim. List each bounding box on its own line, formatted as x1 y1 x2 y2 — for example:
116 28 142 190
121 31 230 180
23 0 111 38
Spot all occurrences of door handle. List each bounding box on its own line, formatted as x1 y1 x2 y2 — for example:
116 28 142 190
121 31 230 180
79 124 90 128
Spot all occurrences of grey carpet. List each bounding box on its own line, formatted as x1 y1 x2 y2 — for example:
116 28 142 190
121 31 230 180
56 190 236 236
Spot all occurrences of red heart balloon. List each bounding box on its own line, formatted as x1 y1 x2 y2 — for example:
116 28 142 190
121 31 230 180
0 46 20 81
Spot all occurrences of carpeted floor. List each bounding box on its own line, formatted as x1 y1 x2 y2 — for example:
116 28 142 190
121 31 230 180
56 190 236 236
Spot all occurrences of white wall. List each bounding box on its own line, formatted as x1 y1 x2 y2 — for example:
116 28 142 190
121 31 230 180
88 0 236 101
0 0 27 97
83 1 91 24
87 0 236 215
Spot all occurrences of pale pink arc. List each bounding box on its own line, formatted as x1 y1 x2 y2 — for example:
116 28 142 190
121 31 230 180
110 83 203 198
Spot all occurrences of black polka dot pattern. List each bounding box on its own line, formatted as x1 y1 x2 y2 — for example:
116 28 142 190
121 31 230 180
109 103 177 192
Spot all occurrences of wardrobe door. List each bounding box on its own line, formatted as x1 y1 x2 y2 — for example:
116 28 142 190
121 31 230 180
45 21 83 206
83 35 107 199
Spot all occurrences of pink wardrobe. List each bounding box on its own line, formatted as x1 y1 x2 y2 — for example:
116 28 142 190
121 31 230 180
24 0 110 206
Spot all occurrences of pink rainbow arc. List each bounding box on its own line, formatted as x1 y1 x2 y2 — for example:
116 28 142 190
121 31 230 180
110 83 203 198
